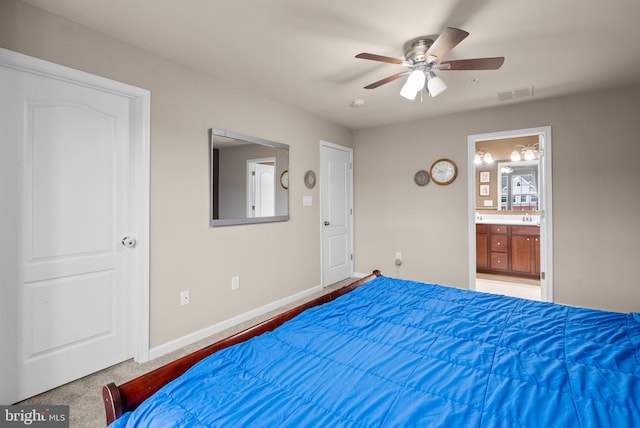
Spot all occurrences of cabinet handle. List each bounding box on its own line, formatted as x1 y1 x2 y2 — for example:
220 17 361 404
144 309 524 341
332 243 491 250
497 242 501 246
527 238 530 241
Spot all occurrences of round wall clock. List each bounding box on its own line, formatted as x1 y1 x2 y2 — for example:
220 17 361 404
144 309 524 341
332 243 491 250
280 170 289 189
430 158 457 185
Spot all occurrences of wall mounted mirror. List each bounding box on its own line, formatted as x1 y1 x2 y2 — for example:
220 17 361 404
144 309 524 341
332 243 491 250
209 128 289 226
497 161 539 211
474 135 540 212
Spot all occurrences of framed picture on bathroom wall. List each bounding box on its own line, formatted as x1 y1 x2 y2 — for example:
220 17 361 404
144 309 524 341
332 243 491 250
479 171 490 183
479 184 490 196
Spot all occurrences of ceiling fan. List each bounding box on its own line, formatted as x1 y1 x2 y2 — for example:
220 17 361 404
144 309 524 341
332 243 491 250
356 27 504 100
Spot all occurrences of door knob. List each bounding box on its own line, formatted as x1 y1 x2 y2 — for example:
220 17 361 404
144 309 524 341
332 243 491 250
121 237 137 248
323 221 330 226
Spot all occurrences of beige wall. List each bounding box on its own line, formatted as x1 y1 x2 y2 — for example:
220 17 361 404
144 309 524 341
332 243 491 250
0 0 352 347
3 0 639 356
353 84 640 313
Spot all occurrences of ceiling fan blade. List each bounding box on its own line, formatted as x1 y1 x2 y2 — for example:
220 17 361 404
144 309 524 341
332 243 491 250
363 71 409 89
356 52 406 65
426 27 469 61
437 57 505 70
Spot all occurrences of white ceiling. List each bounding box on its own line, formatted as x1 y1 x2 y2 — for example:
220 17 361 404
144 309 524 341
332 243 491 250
20 0 640 130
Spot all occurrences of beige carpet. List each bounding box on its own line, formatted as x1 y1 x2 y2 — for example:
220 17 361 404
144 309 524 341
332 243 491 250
17 278 356 427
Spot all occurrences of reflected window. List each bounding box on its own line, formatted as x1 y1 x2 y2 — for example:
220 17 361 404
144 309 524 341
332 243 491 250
499 162 538 211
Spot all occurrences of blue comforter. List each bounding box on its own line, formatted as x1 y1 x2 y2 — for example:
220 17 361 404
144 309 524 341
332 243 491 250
112 276 640 427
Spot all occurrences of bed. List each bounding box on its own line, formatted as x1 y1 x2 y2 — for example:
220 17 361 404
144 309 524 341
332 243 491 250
103 271 640 427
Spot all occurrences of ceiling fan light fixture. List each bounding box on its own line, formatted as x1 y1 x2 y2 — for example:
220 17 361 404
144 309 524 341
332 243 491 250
400 69 426 99
427 71 447 97
400 80 419 100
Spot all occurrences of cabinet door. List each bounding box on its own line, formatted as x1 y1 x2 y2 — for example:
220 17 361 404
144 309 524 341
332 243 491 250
533 236 540 274
476 232 488 269
511 235 533 274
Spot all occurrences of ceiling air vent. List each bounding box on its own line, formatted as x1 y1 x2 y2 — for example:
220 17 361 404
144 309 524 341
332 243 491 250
497 86 534 101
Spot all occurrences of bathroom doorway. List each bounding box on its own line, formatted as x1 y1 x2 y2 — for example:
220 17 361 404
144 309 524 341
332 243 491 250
467 127 553 302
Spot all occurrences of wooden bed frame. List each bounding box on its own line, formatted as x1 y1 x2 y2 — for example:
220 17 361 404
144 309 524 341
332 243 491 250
102 270 381 425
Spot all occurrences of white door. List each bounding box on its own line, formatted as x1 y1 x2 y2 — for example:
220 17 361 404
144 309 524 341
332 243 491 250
0 49 149 403
320 142 353 285
247 159 275 217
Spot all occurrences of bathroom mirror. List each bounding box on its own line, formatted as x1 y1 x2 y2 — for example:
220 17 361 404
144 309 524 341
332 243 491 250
209 128 289 226
474 135 540 212
497 160 539 211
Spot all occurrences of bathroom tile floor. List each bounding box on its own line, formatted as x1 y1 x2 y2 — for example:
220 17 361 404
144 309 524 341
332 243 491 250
475 273 541 301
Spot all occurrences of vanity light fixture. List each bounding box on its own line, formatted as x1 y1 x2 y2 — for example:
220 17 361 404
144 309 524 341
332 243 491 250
500 166 514 174
511 144 539 162
474 148 493 164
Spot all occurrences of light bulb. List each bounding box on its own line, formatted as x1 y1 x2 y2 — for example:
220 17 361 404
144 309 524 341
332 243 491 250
524 148 535 160
427 72 447 97
511 150 521 161
400 80 418 100
483 152 493 163
406 69 426 91
400 70 426 100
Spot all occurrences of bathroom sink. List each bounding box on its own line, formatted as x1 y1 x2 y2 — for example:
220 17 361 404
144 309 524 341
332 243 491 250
475 214 539 226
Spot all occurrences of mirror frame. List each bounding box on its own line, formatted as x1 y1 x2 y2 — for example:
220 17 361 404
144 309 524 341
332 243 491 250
209 128 289 226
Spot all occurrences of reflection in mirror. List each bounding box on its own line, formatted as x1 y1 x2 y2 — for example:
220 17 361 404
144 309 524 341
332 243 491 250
497 161 539 211
475 135 540 212
209 129 289 226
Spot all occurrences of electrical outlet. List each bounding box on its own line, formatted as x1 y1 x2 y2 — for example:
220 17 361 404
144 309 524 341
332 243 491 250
180 290 190 306
231 276 240 290
395 251 402 260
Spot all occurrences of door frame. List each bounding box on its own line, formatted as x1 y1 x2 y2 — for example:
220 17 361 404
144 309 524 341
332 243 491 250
0 47 151 362
319 140 354 286
467 126 553 302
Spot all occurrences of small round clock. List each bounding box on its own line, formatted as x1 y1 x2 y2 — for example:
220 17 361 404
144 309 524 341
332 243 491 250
430 158 457 185
280 170 289 189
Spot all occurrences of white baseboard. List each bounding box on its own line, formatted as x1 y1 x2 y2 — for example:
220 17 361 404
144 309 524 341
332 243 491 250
148 283 324 361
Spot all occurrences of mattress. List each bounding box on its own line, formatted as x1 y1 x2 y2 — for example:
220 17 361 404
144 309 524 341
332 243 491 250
111 276 640 427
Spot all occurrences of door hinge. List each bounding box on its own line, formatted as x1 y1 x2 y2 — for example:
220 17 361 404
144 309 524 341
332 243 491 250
350 254 353 261
541 272 545 280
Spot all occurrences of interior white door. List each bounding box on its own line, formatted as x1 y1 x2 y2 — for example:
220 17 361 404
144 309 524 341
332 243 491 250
247 159 275 217
0 53 141 403
320 142 353 285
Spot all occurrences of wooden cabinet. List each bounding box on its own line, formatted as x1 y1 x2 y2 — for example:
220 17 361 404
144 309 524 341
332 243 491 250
511 226 540 276
476 224 540 279
489 225 509 272
476 224 488 269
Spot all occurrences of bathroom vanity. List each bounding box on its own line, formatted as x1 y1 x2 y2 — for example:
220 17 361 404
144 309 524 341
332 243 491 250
476 215 540 279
